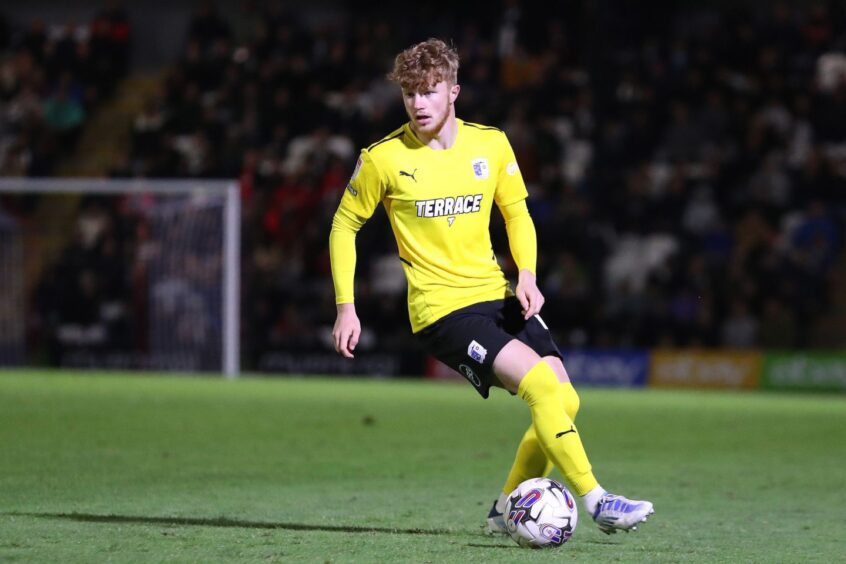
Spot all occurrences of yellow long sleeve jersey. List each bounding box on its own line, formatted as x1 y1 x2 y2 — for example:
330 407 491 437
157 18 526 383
330 119 536 333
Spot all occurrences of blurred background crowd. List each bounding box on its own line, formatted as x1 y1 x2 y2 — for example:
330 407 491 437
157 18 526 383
1 0 845 371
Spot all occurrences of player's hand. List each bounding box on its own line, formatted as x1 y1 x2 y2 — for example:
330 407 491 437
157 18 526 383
333 303 361 358
515 269 545 320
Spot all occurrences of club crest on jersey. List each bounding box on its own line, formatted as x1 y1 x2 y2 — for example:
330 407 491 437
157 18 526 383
471 158 489 180
467 340 487 363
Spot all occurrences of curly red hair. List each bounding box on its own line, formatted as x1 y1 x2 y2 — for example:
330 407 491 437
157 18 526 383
387 38 459 92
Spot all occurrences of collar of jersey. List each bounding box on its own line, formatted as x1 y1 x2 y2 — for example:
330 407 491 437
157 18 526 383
404 118 463 152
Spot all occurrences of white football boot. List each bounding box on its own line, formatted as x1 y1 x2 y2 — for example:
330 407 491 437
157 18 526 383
592 492 654 534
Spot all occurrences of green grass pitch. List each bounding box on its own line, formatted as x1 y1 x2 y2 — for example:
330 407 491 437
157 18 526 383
1 370 844 563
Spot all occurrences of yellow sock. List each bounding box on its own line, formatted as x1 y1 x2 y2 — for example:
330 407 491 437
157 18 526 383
517 362 598 496
560 382 580 421
501 380 583 495
501 425 554 495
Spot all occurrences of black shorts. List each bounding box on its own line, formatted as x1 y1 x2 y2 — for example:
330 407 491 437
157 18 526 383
415 297 563 398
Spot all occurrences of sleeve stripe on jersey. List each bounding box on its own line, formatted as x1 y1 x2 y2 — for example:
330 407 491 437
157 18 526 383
463 122 502 132
398 256 413 267
367 131 405 151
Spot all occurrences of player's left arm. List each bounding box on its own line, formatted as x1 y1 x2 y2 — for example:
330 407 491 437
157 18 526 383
501 200 543 320
494 133 543 320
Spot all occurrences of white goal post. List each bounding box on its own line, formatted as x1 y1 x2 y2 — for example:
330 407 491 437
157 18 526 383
0 178 240 378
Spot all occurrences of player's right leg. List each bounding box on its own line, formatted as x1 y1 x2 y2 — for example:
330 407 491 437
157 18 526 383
487 357 576 534
486 424 551 534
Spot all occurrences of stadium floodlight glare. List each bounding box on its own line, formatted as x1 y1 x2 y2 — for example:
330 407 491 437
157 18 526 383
0 178 240 377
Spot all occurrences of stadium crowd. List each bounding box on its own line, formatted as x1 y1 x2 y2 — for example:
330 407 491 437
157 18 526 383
181 1 841 363
3 1 846 369
0 7 130 178
0 6 133 365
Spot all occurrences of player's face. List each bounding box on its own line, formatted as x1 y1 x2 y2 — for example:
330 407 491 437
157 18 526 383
402 80 460 137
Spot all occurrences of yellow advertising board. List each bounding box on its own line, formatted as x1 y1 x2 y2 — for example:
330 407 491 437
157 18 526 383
649 350 762 389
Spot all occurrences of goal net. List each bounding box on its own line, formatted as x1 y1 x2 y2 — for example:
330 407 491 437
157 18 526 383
0 178 240 376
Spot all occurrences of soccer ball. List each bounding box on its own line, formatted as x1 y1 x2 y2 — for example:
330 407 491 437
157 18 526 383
504 477 578 548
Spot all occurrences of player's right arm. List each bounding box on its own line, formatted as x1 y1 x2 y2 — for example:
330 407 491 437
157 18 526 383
329 149 386 358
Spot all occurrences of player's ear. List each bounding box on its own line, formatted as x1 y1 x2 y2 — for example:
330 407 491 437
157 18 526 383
450 83 460 104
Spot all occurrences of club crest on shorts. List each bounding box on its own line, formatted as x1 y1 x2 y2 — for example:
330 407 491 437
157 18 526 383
467 340 487 363
458 364 482 388
471 158 489 180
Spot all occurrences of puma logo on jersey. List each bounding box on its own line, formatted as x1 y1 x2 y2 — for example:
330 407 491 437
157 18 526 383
415 194 483 219
399 169 418 182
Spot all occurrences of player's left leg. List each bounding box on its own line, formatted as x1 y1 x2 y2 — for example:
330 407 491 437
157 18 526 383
494 341 654 535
